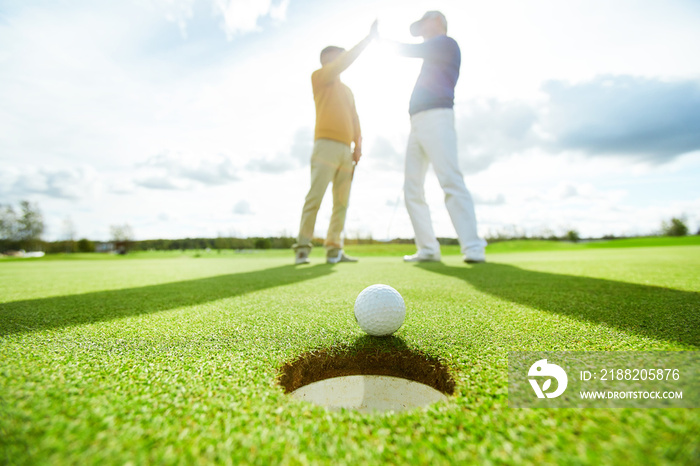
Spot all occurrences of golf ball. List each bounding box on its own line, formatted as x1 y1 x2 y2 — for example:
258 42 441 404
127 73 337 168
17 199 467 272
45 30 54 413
354 284 406 336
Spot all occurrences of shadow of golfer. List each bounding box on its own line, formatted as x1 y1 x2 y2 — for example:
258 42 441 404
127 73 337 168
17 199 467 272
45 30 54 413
416 262 700 348
0 264 335 336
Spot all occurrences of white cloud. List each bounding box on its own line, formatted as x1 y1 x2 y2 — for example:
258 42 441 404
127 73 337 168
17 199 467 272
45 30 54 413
215 0 289 37
289 127 314 165
134 176 188 191
457 99 539 173
108 180 137 195
455 76 700 173
134 151 239 190
233 200 253 215
385 196 401 207
246 127 313 173
151 0 290 38
367 136 404 172
542 76 700 161
1 166 100 200
245 156 296 174
473 192 506 206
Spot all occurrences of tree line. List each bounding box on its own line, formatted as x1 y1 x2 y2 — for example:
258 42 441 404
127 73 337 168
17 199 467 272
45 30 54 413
1 200 696 254
0 201 45 252
133 236 296 251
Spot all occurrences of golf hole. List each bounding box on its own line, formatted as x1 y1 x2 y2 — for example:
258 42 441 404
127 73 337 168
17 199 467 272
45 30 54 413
279 347 455 413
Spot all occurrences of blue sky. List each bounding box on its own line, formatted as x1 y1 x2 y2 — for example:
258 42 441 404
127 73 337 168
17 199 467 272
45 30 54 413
1 0 699 241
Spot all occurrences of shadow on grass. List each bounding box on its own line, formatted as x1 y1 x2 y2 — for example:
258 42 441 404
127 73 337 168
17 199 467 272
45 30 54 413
417 262 700 347
279 335 455 394
0 264 334 336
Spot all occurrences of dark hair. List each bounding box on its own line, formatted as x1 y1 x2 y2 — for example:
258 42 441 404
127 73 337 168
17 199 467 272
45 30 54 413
320 45 345 63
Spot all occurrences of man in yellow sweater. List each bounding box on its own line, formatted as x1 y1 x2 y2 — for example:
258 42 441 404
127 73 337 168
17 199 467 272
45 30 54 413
294 21 377 265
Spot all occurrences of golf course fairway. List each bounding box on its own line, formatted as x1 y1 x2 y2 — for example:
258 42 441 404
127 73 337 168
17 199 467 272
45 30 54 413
1 238 699 464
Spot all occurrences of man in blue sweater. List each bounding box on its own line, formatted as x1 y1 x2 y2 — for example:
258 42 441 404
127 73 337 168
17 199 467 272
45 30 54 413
395 11 487 263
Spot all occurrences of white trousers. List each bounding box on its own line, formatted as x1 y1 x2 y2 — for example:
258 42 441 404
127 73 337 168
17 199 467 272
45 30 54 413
404 108 486 256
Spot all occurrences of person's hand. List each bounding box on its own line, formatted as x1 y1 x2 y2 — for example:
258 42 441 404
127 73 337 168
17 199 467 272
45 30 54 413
369 19 378 40
353 145 362 164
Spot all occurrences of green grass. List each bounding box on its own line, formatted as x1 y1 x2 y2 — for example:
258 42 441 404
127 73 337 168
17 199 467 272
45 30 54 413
1 239 699 464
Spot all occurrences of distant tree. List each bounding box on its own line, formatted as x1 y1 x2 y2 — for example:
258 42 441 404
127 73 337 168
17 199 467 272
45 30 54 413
110 223 134 242
254 238 271 249
271 236 295 249
214 236 228 252
110 223 134 254
565 229 580 242
662 217 688 237
0 204 19 251
61 216 77 253
17 201 45 250
437 237 459 246
77 238 96 253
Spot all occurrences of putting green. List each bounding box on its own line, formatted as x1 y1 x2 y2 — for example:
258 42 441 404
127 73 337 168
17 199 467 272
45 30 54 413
1 241 698 464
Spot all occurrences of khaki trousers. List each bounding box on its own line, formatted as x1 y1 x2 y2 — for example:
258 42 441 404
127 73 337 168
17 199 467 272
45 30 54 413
296 139 354 251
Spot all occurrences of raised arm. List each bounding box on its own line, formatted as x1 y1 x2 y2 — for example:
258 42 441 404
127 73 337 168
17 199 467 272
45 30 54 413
384 39 433 59
315 20 378 85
